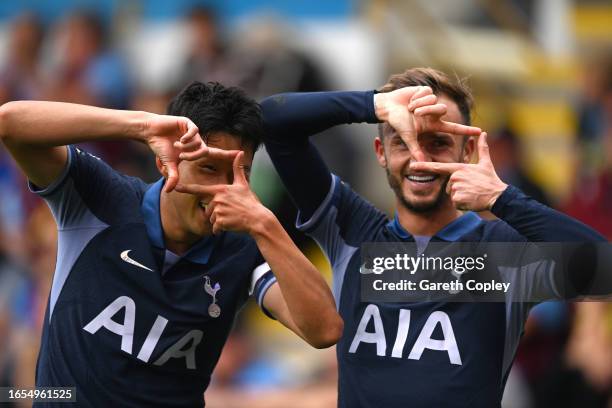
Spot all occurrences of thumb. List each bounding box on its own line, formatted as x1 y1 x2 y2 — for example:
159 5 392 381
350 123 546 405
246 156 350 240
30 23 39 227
164 161 179 193
477 132 491 165
232 151 248 185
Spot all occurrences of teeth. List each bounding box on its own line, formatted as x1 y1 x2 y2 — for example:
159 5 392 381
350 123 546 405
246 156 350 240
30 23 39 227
407 175 436 182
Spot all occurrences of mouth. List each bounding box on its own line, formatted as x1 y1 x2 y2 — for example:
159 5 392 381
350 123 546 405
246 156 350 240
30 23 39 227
405 174 438 183
403 172 440 194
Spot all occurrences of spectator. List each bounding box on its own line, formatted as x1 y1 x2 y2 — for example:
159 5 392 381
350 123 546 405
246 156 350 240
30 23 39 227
182 7 243 87
488 125 551 206
44 11 131 109
0 13 45 104
563 54 612 238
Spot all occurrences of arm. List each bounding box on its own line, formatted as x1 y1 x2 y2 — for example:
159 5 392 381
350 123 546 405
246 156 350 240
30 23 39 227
260 91 379 219
490 185 606 242
259 88 481 218
254 212 344 348
0 100 209 192
175 153 343 348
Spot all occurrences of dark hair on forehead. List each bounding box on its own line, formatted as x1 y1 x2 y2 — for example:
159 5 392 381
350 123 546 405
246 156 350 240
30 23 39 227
379 67 473 127
167 81 263 152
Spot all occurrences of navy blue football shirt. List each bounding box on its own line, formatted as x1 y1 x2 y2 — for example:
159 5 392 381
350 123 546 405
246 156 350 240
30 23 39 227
298 175 551 407
261 90 605 408
31 146 277 407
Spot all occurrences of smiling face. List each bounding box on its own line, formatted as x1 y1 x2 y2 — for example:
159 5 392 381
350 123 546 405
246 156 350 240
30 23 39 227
375 94 475 213
161 132 254 245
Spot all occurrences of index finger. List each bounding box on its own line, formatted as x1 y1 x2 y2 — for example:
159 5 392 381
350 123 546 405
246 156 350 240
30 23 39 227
206 147 240 161
174 183 227 198
409 161 467 174
438 121 482 137
181 120 199 142
179 146 240 163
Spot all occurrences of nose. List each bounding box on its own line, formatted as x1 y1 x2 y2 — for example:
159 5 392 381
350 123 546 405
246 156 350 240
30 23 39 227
409 145 432 163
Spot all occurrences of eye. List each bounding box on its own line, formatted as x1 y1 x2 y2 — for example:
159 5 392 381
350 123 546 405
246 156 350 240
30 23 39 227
392 138 407 149
432 139 450 148
199 165 217 173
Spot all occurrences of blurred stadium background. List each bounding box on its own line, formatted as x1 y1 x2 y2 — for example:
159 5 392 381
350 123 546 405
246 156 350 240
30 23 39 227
0 0 611 407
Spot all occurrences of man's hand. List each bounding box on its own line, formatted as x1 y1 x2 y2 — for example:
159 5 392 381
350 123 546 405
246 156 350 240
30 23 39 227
374 86 482 161
142 115 198 192
174 151 270 235
142 114 238 193
409 132 508 211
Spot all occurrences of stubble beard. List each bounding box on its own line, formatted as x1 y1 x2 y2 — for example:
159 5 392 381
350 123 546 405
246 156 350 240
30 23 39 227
382 141 467 215
386 168 450 214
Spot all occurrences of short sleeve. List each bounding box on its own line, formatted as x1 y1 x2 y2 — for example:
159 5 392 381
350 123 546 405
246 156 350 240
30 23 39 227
29 146 147 229
27 146 149 321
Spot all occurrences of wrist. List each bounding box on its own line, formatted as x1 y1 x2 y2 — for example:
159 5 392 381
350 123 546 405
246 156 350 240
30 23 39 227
373 93 389 122
248 206 277 238
134 111 158 143
487 181 509 210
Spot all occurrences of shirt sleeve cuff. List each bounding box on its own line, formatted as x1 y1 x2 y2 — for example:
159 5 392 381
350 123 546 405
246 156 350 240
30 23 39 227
249 262 271 295
490 185 523 219
364 90 379 123
251 269 277 320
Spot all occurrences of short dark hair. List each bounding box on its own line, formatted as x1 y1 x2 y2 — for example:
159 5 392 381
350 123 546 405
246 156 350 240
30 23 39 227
379 67 473 129
167 81 263 152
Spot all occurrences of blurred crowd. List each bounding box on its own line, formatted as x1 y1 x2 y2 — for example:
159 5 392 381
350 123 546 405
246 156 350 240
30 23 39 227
0 3 610 407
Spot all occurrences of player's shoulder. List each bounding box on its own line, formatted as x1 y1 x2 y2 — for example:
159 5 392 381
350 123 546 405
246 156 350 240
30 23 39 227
67 146 149 224
335 176 388 223
72 146 148 196
300 174 389 249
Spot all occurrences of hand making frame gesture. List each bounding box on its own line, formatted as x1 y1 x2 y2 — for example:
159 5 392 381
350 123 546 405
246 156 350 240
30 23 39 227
374 85 482 161
175 151 269 234
143 115 239 192
410 132 508 211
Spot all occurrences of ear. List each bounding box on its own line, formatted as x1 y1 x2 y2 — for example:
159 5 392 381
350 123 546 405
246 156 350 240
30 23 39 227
374 137 387 168
156 157 169 179
462 136 476 164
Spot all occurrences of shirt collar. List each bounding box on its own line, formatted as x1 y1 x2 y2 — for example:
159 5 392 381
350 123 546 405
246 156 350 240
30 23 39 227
388 211 482 242
141 178 216 264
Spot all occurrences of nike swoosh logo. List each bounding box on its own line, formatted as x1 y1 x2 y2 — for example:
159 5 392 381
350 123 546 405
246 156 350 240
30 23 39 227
359 264 377 275
120 250 153 272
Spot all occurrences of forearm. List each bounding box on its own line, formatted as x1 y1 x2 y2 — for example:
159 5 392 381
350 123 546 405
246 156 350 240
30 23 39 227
261 90 378 143
251 209 342 347
492 186 612 299
491 185 606 242
261 91 377 219
0 100 150 146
